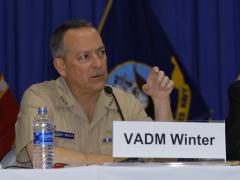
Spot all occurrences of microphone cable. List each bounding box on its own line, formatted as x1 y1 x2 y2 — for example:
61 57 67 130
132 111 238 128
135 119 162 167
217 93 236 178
104 86 125 121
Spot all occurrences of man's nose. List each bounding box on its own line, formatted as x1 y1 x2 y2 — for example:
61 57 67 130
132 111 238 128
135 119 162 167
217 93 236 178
92 53 102 67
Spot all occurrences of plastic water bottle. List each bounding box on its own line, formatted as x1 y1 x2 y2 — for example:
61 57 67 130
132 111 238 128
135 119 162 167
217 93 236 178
33 107 54 169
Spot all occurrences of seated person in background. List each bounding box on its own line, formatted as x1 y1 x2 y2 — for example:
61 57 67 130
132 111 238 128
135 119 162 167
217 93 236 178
226 80 240 160
15 19 174 166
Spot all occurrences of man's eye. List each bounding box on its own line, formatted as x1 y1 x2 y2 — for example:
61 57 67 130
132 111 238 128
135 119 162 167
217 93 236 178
97 49 106 57
78 54 89 61
99 49 106 55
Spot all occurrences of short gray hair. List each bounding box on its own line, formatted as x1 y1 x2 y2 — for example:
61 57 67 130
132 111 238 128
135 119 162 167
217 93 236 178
50 19 94 58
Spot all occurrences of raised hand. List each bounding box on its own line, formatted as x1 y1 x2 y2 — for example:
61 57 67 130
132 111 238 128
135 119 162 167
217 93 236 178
142 66 174 102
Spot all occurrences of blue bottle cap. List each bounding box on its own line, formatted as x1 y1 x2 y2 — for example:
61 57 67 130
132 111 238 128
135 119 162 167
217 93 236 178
38 107 48 114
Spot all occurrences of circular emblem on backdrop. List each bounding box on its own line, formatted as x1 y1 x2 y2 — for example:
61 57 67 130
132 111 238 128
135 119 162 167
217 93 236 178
107 61 151 109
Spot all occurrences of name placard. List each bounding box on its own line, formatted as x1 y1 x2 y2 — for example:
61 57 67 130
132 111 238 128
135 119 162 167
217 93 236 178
113 121 225 159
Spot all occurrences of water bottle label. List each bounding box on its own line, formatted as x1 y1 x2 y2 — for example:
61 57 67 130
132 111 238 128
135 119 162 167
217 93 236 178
34 132 53 145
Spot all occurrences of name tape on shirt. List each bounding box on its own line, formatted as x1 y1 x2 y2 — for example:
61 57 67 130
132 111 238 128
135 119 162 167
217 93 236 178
113 121 225 159
54 131 74 139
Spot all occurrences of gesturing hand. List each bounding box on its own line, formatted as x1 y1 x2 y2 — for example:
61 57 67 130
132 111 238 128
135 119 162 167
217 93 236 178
142 66 174 102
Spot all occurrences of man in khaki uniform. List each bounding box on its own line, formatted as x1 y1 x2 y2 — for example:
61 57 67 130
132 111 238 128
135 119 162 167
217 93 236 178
15 19 174 166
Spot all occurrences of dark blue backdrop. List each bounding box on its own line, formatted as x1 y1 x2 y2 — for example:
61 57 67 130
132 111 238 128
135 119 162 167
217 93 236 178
0 0 239 120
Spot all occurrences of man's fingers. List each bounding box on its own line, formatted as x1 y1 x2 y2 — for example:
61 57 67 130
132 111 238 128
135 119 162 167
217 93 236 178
152 66 159 73
157 71 165 82
166 80 175 89
146 66 158 86
160 76 169 87
147 66 159 82
146 66 174 90
142 84 149 93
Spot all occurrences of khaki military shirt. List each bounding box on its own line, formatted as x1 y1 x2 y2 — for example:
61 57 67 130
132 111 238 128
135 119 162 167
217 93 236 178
15 77 151 163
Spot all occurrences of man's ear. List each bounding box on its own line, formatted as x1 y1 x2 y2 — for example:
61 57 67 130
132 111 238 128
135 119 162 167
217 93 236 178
53 58 66 77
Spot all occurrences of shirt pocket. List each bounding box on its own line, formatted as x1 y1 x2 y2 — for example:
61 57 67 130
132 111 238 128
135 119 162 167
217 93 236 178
100 142 112 155
54 130 80 151
99 129 113 155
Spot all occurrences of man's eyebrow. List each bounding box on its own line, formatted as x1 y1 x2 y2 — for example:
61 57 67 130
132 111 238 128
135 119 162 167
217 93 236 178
97 46 105 50
75 46 105 56
76 50 91 55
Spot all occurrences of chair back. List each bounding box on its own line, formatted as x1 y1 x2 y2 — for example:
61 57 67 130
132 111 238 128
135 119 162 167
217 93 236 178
1 148 18 169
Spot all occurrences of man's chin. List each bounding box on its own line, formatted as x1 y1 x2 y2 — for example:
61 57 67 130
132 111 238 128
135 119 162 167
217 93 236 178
91 83 106 92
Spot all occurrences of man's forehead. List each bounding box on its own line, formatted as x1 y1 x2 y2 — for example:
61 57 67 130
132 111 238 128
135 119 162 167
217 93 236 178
75 45 105 54
64 27 98 39
63 27 104 53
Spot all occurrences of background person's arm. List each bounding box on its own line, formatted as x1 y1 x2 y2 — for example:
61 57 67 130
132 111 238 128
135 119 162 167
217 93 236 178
226 80 240 160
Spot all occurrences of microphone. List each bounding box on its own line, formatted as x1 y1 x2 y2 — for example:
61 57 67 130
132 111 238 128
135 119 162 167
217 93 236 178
104 86 125 121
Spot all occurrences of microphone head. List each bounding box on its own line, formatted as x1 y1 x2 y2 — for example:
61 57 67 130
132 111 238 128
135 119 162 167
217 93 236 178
104 86 113 94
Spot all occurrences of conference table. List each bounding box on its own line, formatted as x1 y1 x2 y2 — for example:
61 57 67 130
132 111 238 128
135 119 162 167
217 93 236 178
1 161 240 180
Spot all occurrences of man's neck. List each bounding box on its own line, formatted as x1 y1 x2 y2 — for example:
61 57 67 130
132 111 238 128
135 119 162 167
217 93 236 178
75 90 100 104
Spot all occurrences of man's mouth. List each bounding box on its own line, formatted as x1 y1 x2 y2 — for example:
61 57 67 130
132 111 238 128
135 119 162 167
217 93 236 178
91 73 104 79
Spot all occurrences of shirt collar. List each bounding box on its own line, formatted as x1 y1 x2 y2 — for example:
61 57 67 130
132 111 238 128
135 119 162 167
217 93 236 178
54 77 76 107
54 77 118 110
